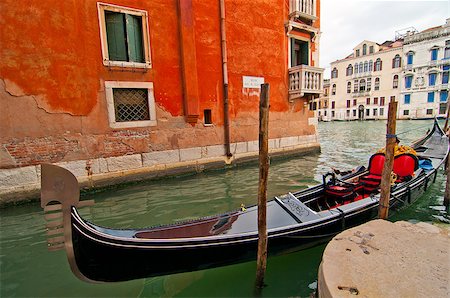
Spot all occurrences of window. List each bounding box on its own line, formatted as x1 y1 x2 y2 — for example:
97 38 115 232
353 110 357 117
291 38 309 67
427 92 434 103
407 51 414 65
374 77 380 90
354 63 359 74
374 97 378 105
353 80 359 93
367 78 372 91
405 75 413 89
364 61 368 72
403 110 409 116
332 101 335 109
373 109 377 116
324 100 328 108
204 109 212 125
404 94 411 104
426 109 433 115
105 81 156 128
445 40 450 59
443 65 449 84
441 90 448 102
356 49 360 57
363 44 367 55
346 64 353 76
98 3 151 68
332 84 336 95
380 108 384 116
353 99 357 106
331 68 338 78
380 97 385 106
359 62 363 73
368 60 373 72
428 73 437 86
366 98 370 105
430 48 438 61
347 82 351 94
392 54 401 68
393 75 399 89
346 110 350 117
324 110 327 116
374 58 382 71
366 109 370 116
346 100 351 108
440 103 447 114
331 111 335 117
369 46 374 54
360 79 366 92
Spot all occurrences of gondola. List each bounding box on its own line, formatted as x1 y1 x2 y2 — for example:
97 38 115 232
41 120 449 283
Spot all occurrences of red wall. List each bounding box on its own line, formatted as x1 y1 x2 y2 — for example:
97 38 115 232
0 0 319 168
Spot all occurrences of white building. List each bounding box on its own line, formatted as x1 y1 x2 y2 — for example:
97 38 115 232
320 19 449 121
400 19 450 119
326 40 403 121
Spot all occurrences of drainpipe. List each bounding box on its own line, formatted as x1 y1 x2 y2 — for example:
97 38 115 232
220 0 232 157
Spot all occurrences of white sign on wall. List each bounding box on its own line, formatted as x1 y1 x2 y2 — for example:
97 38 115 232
242 76 264 89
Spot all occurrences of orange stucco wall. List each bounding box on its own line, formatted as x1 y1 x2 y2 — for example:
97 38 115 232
0 0 320 168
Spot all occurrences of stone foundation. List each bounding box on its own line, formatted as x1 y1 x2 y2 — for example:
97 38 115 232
0 135 319 206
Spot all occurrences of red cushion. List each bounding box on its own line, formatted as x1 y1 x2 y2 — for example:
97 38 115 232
393 154 419 178
368 153 385 175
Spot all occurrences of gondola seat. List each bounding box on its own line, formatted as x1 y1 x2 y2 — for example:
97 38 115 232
359 153 385 193
393 153 419 182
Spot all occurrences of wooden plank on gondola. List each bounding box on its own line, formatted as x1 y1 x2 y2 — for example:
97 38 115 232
46 220 63 229
44 212 63 220
47 227 64 236
47 235 65 244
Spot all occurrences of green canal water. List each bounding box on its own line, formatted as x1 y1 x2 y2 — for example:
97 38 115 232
1 120 448 297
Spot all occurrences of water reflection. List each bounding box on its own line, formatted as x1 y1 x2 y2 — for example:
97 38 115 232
0 119 446 297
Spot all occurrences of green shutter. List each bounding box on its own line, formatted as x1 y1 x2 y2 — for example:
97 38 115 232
300 41 309 65
290 38 295 67
126 14 145 63
105 11 127 61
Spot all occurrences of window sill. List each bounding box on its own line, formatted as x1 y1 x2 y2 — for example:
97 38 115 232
110 120 157 129
103 60 152 69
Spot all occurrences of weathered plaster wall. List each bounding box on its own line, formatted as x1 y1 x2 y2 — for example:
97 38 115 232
0 0 319 170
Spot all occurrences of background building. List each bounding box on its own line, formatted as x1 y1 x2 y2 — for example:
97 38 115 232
400 19 450 119
0 0 323 201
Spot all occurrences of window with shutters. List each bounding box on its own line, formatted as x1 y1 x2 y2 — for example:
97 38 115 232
98 3 151 68
105 81 156 128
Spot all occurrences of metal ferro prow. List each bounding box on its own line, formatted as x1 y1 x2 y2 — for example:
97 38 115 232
40 164 95 282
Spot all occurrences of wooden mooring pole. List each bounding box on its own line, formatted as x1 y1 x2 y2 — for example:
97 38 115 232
379 96 398 219
444 153 449 211
255 83 270 290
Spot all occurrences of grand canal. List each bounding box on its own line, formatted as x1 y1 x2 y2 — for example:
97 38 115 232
1 119 448 297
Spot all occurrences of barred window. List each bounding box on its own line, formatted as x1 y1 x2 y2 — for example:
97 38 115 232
105 81 156 128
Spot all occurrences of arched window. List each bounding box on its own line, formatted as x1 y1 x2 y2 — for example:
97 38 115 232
332 84 336 95
369 46 374 54
369 60 373 72
354 63 359 74
375 77 380 90
374 58 382 71
406 51 414 65
364 61 368 72
360 79 366 92
430 46 439 61
445 40 450 59
367 78 372 91
353 80 359 93
347 82 351 93
331 67 338 78
359 62 363 73
363 44 367 55
393 75 399 89
392 54 401 68
346 64 353 76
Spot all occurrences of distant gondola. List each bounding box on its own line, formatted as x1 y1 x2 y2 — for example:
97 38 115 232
41 120 449 282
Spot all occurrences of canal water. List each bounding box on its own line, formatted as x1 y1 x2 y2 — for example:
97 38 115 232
1 119 448 297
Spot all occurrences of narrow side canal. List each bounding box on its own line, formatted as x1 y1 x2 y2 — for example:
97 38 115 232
1 120 447 297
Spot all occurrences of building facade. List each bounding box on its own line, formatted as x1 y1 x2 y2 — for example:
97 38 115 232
400 19 450 119
0 0 323 201
326 40 403 121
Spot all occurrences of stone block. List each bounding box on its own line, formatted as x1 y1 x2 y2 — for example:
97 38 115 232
55 160 89 177
203 145 225 158
142 150 180 166
230 142 247 154
0 166 39 188
106 154 142 172
280 136 299 148
180 147 202 162
97 158 109 173
247 140 259 152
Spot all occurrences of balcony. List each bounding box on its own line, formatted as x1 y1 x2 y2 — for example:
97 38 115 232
289 0 317 22
289 65 324 100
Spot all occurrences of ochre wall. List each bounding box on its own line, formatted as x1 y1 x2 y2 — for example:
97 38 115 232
0 0 319 168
